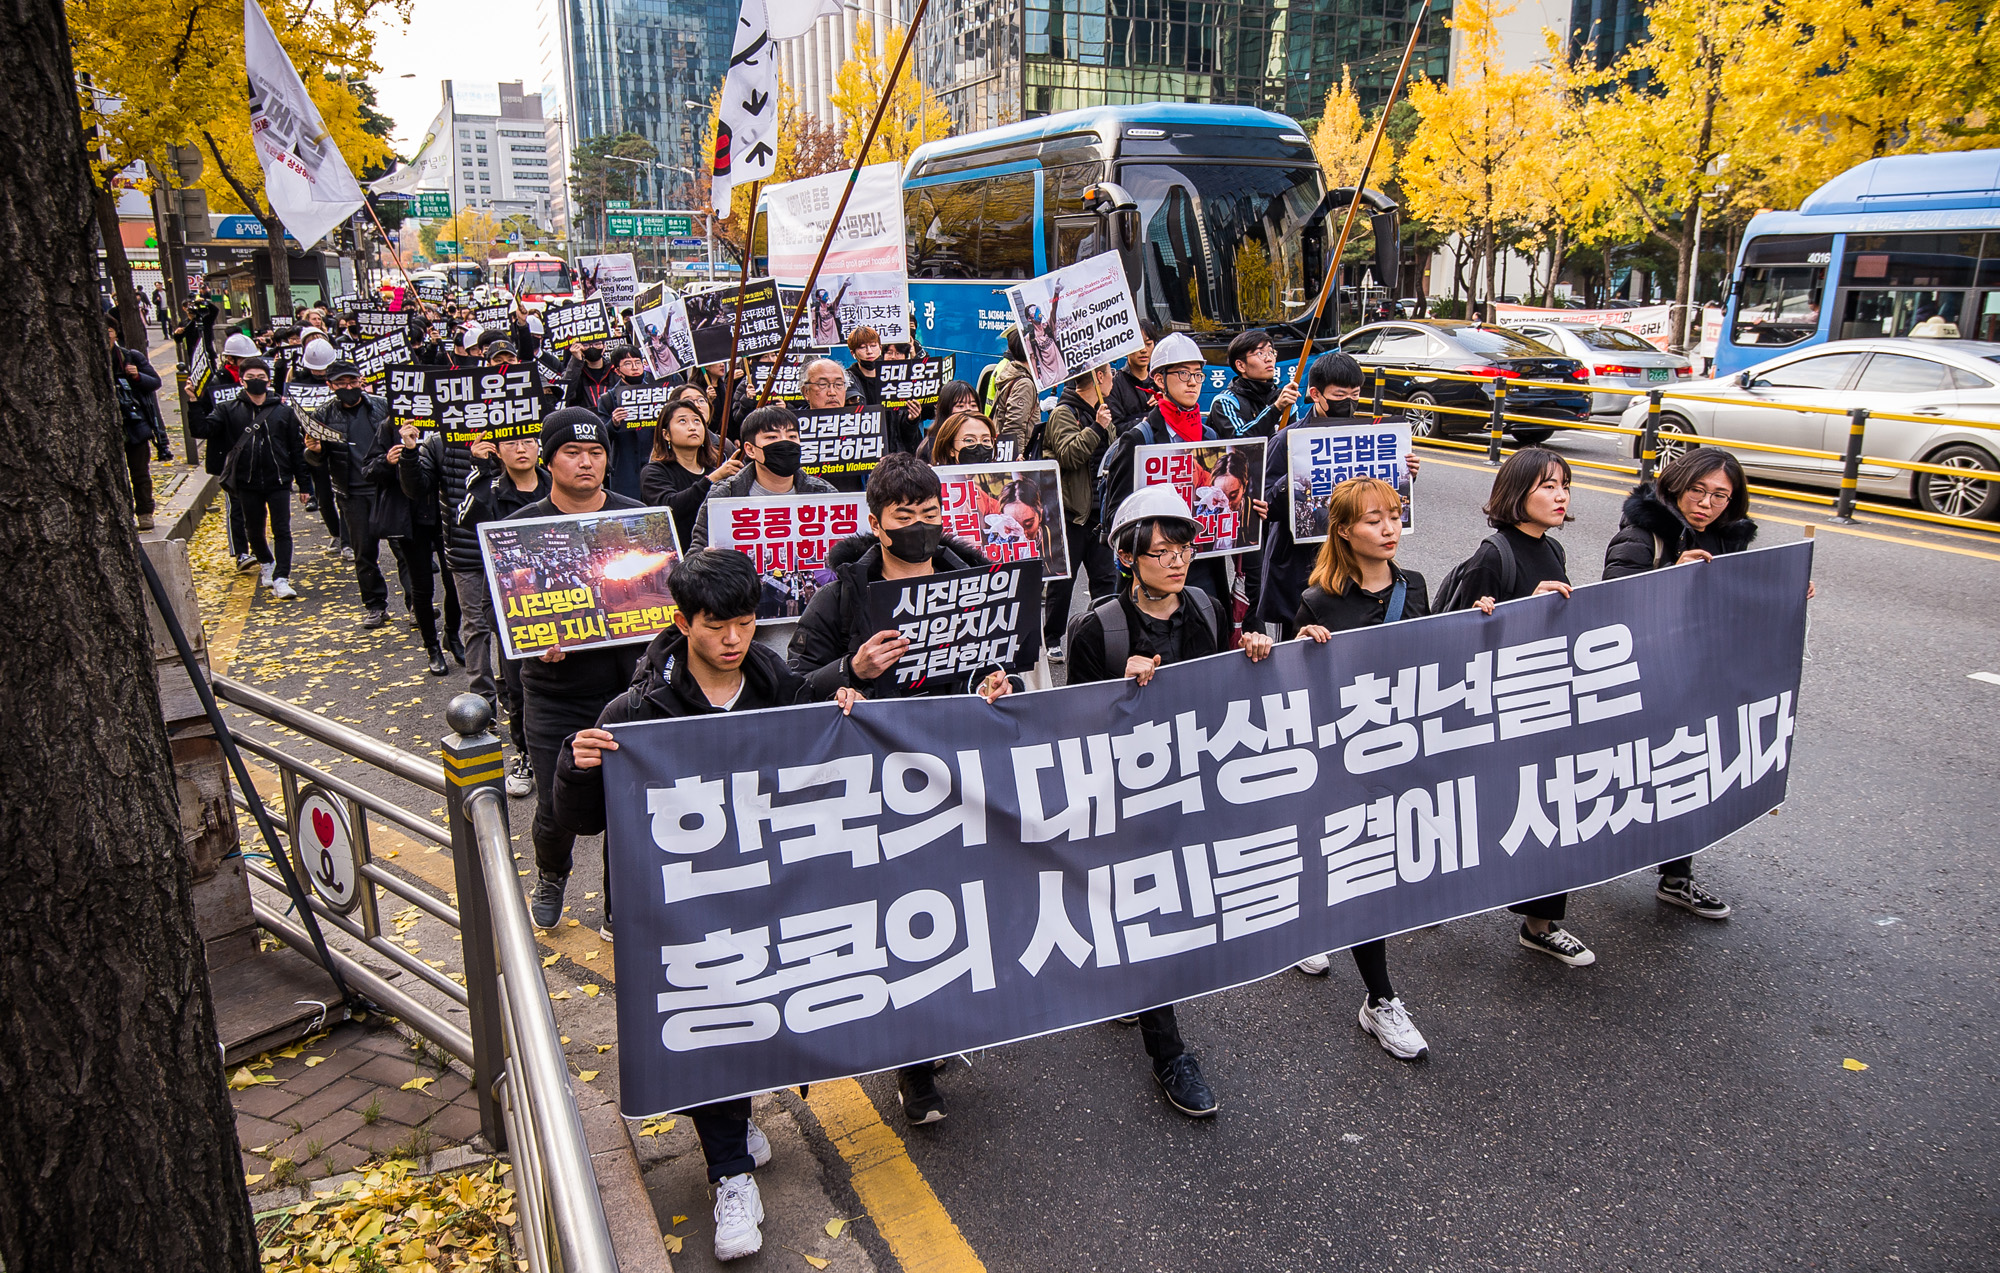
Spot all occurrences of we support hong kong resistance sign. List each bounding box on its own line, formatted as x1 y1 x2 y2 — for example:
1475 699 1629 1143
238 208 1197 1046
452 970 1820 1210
603 542 1813 1115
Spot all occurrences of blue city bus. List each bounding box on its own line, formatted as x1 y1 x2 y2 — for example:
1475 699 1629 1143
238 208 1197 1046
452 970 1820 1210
1717 150 2000 376
753 104 1395 406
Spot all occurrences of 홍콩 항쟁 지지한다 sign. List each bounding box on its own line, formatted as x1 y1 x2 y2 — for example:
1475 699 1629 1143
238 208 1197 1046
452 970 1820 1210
707 492 869 623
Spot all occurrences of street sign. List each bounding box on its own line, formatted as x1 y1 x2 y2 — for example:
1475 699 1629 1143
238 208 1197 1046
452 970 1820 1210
606 199 631 209
637 213 667 235
416 191 451 218
435 239 458 252
606 213 637 237
669 237 704 248
664 214 694 236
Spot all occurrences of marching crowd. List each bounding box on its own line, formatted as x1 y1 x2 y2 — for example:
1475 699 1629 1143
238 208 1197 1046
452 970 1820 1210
140 286 1794 1262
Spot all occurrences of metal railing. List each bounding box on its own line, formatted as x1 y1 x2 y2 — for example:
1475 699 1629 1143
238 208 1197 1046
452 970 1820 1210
214 677 616 1272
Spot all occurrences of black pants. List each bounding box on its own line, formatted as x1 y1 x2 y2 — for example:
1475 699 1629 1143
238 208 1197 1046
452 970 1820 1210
1510 893 1568 922
226 489 249 556
1350 939 1395 1002
239 487 293 577
1139 1006 1184 1065
689 1097 756 1181
335 492 389 611
305 466 342 542
124 440 155 516
499 653 527 754
525 692 609 900
1658 856 1693 878
1045 520 1118 644
393 522 445 651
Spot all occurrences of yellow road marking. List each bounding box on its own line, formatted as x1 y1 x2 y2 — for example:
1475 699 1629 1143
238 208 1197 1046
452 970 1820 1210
804 1080 985 1273
209 566 258 676
1422 455 2000 564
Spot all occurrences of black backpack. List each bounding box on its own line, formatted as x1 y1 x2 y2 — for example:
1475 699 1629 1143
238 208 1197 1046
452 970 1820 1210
1433 531 1566 611
222 406 285 492
1067 586 1218 670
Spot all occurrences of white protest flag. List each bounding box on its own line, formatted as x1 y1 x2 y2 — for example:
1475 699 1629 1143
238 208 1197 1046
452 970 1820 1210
243 0 366 248
370 98 453 196
711 0 841 213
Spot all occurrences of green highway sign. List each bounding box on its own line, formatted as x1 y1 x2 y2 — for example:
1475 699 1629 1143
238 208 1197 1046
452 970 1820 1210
664 214 694 236
637 213 667 235
434 240 458 252
606 213 637 237
415 192 451 218
606 199 631 209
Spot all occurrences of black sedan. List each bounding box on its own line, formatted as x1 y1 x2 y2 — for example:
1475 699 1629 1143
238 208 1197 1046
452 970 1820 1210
1334 321 1593 443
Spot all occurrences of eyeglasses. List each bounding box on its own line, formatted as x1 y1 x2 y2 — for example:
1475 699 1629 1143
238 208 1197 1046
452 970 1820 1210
1684 485 1733 506
1137 546 1195 565
1162 368 1205 383
805 378 844 389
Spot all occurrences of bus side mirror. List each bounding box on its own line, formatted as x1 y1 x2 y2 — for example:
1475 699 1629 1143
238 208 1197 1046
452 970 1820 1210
1084 182 1140 251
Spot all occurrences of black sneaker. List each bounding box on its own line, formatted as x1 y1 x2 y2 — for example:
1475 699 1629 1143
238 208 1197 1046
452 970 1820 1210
1657 875 1732 919
1153 1054 1217 1118
897 1064 947 1125
426 648 450 676
361 608 387 629
1518 922 1596 967
529 872 567 929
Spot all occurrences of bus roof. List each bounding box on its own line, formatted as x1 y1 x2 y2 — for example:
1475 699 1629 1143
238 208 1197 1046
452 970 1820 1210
904 103 1306 175
1798 149 2000 215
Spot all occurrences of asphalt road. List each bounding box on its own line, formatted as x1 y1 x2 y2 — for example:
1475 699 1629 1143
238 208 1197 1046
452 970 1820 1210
195 422 1999 1271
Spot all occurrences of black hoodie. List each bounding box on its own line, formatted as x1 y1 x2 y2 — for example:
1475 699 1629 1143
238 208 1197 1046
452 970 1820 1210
1603 481 1757 578
787 532 1022 700
550 626 811 837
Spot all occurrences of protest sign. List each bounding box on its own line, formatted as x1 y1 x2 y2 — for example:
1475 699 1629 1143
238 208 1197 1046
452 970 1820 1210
188 340 214 396
707 492 869 623
1286 423 1413 542
283 381 334 418
351 330 411 384
635 293 698 379
798 407 888 488
864 560 1044 690
1133 438 1265 557
603 541 1813 1114
879 355 955 407
766 163 906 283
1494 302 1677 352
330 292 358 314
544 298 615 357
387 365 544 443
615 385 680 426
211 382 243 407
1006 252 1144 392
757 353 812 406
472 302 513 329
412 277 447 302
353 308 405 338
477 507 683 660
577 253 640 310
934 461 1069 577
797 272 910 347
685 280 787 364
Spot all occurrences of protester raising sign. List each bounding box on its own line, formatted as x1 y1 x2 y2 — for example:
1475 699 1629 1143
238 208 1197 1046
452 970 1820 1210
635 293 698 379
879 355 955 407
543 297 615 357
283 382 334 417
934 461 1070 577
798 407 888 488
864 560 1044 690
1006 252 1145 392
387 365 545 443
577 253 639 311
794 273 910 347
477 507 683 660
707 492 868 623
352 307 405 339
1287 423 1414 542
686 281 787 364
472 302 513 329
1133 438 1265 557
351 329 411 384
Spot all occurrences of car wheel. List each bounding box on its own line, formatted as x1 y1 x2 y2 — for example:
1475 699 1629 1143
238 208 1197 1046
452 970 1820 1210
1510 426 1554 445
1405 392 1440 438
1642 413 1695 465
1914 444 2000 520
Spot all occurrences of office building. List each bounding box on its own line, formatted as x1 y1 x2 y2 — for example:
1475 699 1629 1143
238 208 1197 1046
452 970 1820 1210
442 80 557 226
774 0 905 127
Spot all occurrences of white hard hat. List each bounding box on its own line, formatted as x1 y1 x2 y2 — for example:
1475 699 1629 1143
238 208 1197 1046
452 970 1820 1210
462 324 484 349
300 337 336 371
1107 484 1200 548
221 332 260 359
1148 331 1203 372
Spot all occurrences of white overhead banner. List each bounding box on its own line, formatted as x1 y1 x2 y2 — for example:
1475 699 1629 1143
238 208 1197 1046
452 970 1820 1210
370 99 453 196
243 0 366 249
765 162 907 284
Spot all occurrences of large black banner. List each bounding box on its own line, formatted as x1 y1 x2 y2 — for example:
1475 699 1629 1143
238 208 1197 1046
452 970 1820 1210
605 542 1812 1115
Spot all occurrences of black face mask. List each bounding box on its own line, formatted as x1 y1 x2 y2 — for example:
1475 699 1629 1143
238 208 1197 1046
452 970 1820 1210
242 379 270 398
955 443 995 465
335 386 365 407
884 520 942 564
1323 396 1357 417
620 371 646 384
756 438 802 478
581 346 604 363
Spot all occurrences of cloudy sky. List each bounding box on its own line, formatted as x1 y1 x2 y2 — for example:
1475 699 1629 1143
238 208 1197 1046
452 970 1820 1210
369 0 542 154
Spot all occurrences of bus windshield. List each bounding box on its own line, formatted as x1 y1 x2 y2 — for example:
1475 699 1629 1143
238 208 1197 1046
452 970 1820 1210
1119 163 1323 330
510 262 569 297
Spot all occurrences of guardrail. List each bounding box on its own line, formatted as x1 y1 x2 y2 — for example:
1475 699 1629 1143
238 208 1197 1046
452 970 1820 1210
214 677 616 1272
1351 365 2000 530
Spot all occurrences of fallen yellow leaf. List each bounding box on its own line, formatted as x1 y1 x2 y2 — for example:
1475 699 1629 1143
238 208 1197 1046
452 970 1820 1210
584 892 599 900
542 952 560 967
567 919 580 927
227 1067 280 1090
1843 1058 1869 1071
826 1216 862 1239
303 1056 325 1068
638 1117 677 1137
550 990 571 1001
584 951 600 962
580 984 601 998
803 1255 830 1269
596 1043 612 1054
578 1070 599 1082
672 1214 687 1226
401 1076 436 1092
663 1234 684 1254
276 1043 306 1059
245 1172 266 1185
560 1035 571 1045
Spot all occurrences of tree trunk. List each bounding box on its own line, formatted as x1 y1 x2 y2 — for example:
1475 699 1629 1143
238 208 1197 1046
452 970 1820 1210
1484 218 1499 318
92 179 147 349
1550 222 1568 306
0 4 262 1271
1675 195 1699 348
264 214 293 320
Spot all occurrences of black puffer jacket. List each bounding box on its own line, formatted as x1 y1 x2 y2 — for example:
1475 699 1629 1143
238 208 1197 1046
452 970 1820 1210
787 533 1015 700
549 627 815 837
212 394 306 493
409 432 482 571
1603 481 1757 578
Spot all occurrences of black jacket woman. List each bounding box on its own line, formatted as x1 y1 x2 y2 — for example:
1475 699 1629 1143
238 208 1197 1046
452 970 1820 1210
640 397 744 551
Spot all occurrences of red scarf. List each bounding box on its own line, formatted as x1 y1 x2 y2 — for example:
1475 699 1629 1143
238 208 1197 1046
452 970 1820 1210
1159 398 1204 442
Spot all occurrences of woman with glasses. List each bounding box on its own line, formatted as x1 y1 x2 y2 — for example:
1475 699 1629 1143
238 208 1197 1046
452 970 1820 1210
1601 445 1762 921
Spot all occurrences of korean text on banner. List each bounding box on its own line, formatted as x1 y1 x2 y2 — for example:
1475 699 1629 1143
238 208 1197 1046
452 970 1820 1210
1133 438 1266 558
243 0 365 249
934 461 1071 577
602 541 1813 1115
864 560 1044 689
1287 423 1413 543
798 407 888 486
352 330 411 383
880 356 955 407
765 163 907 283
545 298 616 357
708 492 869 624
477 508 684 660
1493 302 1678 352
687 280 787 364
1006 252 1145 392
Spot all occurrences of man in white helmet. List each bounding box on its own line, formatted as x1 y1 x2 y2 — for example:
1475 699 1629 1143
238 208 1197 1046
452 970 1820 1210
1061 484 1277 1119
187 330 269 569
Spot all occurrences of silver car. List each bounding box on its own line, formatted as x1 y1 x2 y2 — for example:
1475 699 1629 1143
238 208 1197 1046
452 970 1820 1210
1506 321 1693 415
1615 338 2000 519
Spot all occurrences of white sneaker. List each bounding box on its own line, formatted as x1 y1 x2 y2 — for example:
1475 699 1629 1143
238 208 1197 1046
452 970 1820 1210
746 1120 771 1167
258 563 274 586
270 577 297 600
1358 995 1430 1061
1294 953 1331 976
711 1173 764 1261
505 754 534 798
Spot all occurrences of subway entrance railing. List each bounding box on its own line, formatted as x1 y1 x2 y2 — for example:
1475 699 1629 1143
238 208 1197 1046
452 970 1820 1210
215 676 617 1272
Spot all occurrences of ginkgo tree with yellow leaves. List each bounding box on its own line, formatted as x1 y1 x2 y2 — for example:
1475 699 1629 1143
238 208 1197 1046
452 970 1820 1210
827 22 953 168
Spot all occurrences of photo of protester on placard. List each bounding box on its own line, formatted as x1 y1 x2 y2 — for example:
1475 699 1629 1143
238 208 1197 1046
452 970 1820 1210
476 507 682 659
934 460 1070 578
634 293 696 380
807 279 852 348
1133 438 1266 557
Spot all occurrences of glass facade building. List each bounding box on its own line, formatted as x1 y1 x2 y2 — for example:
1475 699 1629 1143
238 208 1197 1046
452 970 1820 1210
912 0 1454 134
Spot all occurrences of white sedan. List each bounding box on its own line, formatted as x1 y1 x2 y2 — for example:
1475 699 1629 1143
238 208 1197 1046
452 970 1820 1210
1505 321 1693 415
1616 338 2000 519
